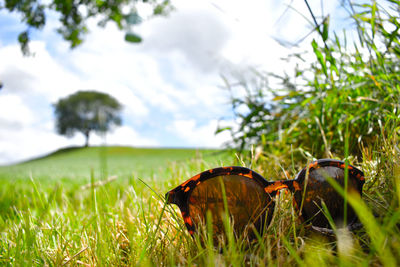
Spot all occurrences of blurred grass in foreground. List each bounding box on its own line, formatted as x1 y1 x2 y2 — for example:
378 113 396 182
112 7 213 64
0 143 399 266
0 146 230 265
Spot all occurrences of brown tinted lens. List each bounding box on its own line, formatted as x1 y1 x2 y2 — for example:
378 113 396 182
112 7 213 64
188 175 273 238
296 166 360 228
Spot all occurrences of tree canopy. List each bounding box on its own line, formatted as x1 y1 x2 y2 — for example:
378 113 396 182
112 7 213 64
54 90 122 147
1 0 172 54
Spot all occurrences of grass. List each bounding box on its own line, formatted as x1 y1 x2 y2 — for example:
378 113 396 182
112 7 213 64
0 146 231 265
0 144 399 266
0 146 228 182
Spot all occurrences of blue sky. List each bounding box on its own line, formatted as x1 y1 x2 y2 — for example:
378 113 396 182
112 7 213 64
0 0 349 164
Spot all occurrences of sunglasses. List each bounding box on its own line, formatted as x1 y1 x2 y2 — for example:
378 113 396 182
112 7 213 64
165 159 365 238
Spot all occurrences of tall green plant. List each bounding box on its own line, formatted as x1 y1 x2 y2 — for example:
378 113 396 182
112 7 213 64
219 0 400 160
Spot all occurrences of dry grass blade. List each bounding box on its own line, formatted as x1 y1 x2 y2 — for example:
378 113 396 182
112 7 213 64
62 247 88 266
80 175 118 190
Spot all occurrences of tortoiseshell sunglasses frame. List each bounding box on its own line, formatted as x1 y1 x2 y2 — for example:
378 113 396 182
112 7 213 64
165 159 365 235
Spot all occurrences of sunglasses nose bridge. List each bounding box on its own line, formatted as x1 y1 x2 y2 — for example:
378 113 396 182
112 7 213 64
264 180 299 195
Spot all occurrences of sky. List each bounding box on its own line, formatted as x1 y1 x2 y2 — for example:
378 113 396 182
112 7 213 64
0 0 350 165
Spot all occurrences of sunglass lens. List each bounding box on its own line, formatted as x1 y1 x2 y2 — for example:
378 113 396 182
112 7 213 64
295 163 364 229
187 175 274 238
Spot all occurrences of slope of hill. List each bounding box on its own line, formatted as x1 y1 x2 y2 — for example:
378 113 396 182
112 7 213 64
0 146 230 182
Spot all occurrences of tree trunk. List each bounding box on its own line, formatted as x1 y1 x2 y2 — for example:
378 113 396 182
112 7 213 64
84 130 90 147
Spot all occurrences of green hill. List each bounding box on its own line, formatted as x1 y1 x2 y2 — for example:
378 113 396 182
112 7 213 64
0 146 230 183
0 145 234 265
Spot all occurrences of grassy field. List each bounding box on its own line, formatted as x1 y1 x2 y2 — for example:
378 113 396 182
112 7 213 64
0 145 399 266
0 146 232 265
0 146 229 183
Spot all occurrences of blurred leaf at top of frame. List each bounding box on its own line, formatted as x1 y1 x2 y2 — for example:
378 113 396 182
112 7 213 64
1 0 173 55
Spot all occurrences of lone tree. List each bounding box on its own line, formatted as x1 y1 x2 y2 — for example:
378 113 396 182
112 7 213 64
54 91 122 147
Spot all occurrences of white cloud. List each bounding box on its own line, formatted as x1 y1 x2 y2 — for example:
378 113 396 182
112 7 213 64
0 0 351 164
0 40 155 164
0 122 81 164
140 7 231 73
0 94 35 129
90 126 159 147
0 42 82 101
168 119 232 148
